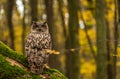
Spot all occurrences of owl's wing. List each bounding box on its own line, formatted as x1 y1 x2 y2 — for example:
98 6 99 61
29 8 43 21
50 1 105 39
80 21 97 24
42 33 52 49
25 33 32 57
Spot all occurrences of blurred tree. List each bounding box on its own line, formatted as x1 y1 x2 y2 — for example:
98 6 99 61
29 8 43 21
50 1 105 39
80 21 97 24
79 1 96 59
21 0 26 54
29 0 38 21
57 0 66 72
87 0 95 17
57 0 67 38
114 0 118 60
65 0 80 79
105 1 117 79
106 22 115 79
115 0 120 78
81 14 96 59
4 0 15 49
95 0 108 79
118 0 120 28
110 0 120 79
44 0 61 70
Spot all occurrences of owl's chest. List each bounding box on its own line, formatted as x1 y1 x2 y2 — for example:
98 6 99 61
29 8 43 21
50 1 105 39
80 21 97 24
29 33 50 49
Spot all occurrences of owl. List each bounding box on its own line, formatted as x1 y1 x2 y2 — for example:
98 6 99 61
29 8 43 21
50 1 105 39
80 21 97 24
25 21 52 74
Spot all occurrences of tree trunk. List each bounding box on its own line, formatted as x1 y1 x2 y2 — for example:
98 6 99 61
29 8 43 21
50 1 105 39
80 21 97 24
95 0 108 79
116 0 120 78
4 0 15 49
57 0 67 37
65 0 80 79
29 0 38 21
79 0 96 59
106 22 115 79
115 0 120 43
44 0 61 70
22 0 26 54
80 12 96 59
111 0 117 79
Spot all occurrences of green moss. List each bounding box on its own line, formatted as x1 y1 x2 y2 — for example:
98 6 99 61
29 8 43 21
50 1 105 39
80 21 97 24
0 41 67 79
43 68 67 79
0 55 41 79
0 41 28 67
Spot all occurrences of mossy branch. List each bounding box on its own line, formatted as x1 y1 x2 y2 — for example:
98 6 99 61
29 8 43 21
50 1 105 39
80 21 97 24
0 41 28 67
0 41 67 79
0 55 41 79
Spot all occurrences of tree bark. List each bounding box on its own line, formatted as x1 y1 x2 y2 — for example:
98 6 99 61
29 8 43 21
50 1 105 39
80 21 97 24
106 22 115 79
29 0 38 21
80 12 96 59
65 0 80 79
79 0 96 59
21 0 26 55
4 0 15 49
57 0 67 38
44 0 61 70
95 0 108 79
116 0 120 78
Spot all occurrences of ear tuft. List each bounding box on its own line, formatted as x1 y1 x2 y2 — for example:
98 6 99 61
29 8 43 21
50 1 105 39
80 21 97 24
43 21 47 25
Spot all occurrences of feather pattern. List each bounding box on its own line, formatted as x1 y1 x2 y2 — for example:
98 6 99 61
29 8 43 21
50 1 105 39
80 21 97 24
25 22 51 74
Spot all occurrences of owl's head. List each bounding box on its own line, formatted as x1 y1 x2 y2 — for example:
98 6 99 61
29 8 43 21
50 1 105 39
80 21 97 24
31 21 49 33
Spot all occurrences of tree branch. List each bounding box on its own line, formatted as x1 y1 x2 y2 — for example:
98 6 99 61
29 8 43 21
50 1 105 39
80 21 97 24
0 54 41 79
0 41 28 67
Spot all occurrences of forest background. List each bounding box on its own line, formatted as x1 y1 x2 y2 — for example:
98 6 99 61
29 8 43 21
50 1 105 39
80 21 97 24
0 0 120 79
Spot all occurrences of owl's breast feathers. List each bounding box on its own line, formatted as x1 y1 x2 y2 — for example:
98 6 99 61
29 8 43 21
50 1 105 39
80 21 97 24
25 32 51 51
25 32 52 64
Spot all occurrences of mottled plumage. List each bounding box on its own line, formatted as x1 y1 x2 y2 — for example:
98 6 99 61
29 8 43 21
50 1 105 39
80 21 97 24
25 21 51 74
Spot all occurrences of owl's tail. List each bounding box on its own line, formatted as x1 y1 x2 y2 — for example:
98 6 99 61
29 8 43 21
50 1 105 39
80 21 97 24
30 64 44 74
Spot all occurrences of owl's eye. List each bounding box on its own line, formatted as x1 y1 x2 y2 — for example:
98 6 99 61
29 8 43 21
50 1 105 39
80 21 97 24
41 24 45 27
33 23 39 27
35 24 38 27
32 24 39 29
